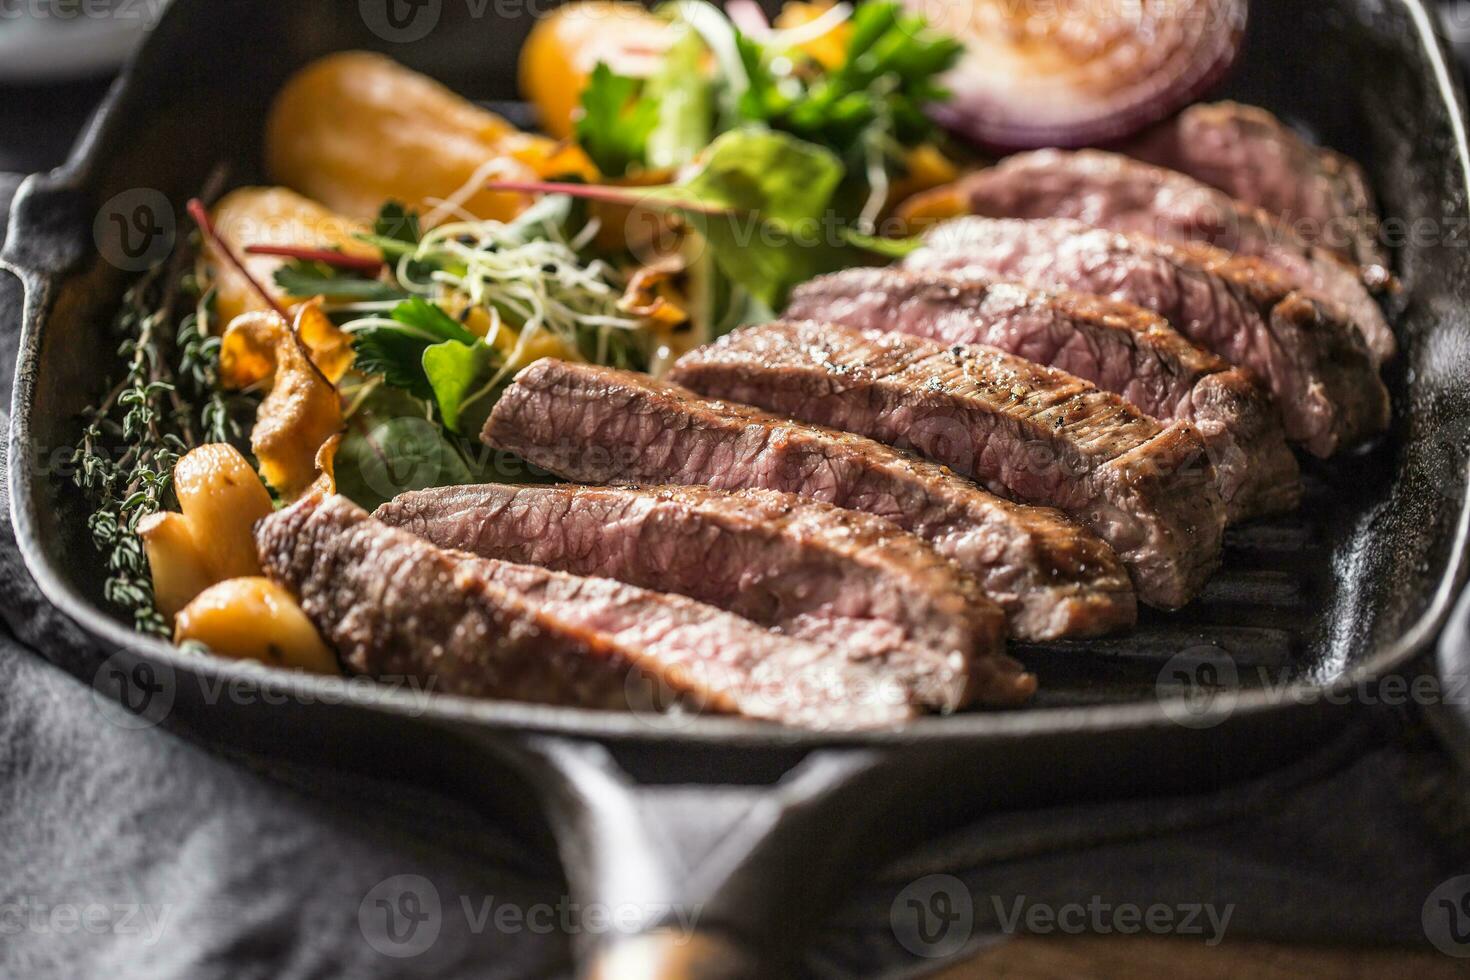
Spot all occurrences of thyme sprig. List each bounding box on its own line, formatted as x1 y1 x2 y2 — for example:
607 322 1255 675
70 216 253 635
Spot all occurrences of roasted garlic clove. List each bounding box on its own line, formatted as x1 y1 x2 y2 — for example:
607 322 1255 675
174 577 338 675
137 511 214 621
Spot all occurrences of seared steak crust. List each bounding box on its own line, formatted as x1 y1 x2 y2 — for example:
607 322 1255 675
1126 101 1389 284
785 267 1301 521
376 483 1018 710
907 217 1390 457
483 359 1136 638
671 321 1225 609
256 493 929 729
953 149 1394 362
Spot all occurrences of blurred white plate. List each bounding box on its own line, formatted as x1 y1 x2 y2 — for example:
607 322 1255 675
0 3 157 83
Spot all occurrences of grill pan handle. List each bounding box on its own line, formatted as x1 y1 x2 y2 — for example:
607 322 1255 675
0 171 93 284
1431 582 1470 768
498 736 898 979
0 172 21 236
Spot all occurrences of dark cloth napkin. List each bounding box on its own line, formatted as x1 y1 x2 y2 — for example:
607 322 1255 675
3 92 1470 980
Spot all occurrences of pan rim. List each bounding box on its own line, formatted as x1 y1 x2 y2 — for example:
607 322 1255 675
5 0 1468 748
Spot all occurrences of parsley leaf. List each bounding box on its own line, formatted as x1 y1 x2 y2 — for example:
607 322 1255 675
350 297 499 431
745 1 962 157
352 327 436 399
373 200 422 244
575 63 663 176
389 296 478 345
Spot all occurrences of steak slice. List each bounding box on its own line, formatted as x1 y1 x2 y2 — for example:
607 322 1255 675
907 216 1390 458
256 492 928 729
483 359 1136 638
670 321 1225 609
952 149 1394 363
785 267 1301 521
375 483 1018 711
1126 101 1390 285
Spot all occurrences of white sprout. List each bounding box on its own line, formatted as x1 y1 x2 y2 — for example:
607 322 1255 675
338 200 651 406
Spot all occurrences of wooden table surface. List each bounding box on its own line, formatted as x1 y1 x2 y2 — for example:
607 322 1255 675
936 936 1464 978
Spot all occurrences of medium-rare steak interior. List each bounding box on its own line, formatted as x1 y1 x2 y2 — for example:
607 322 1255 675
948 149 1394 363
785 268 1301 521
375 483 1022 711
907 216 1391 458
256 492 937 729
1126 101 1390 284
670 320 1226 609
483 359 1137 639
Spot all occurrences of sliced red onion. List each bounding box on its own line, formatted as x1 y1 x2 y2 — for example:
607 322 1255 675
916 0 1248 150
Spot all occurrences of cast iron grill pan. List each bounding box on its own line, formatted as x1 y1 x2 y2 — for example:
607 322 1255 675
4 1 1468 975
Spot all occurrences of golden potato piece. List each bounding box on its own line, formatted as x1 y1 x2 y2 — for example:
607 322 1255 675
204 186 374 326
175 577 338 675
266 51 594 225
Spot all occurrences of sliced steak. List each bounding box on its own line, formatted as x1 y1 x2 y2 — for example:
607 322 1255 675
483 359 1136 638
952 149 1394 362
1126 101 1389 284
376 483 1017 711
785 267 1301 521
670 321 1225 609
256 492 928 729
907 216 1390 457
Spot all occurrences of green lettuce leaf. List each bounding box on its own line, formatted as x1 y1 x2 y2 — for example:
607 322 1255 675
421 338 498 433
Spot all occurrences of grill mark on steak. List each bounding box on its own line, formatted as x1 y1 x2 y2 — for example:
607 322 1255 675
375 482 1021 710
952 149 1394 363
1125 101 1390 286
482 359 1136 639
907 216 1390 458
670 320 1225 609
256 492 929 729
785 267 1301 521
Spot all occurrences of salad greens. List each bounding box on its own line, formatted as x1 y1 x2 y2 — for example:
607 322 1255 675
557 0 962 323
736 1 962 159
654 128 851 307
494 128 859 310
268 196 654 500
575 0 961 204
